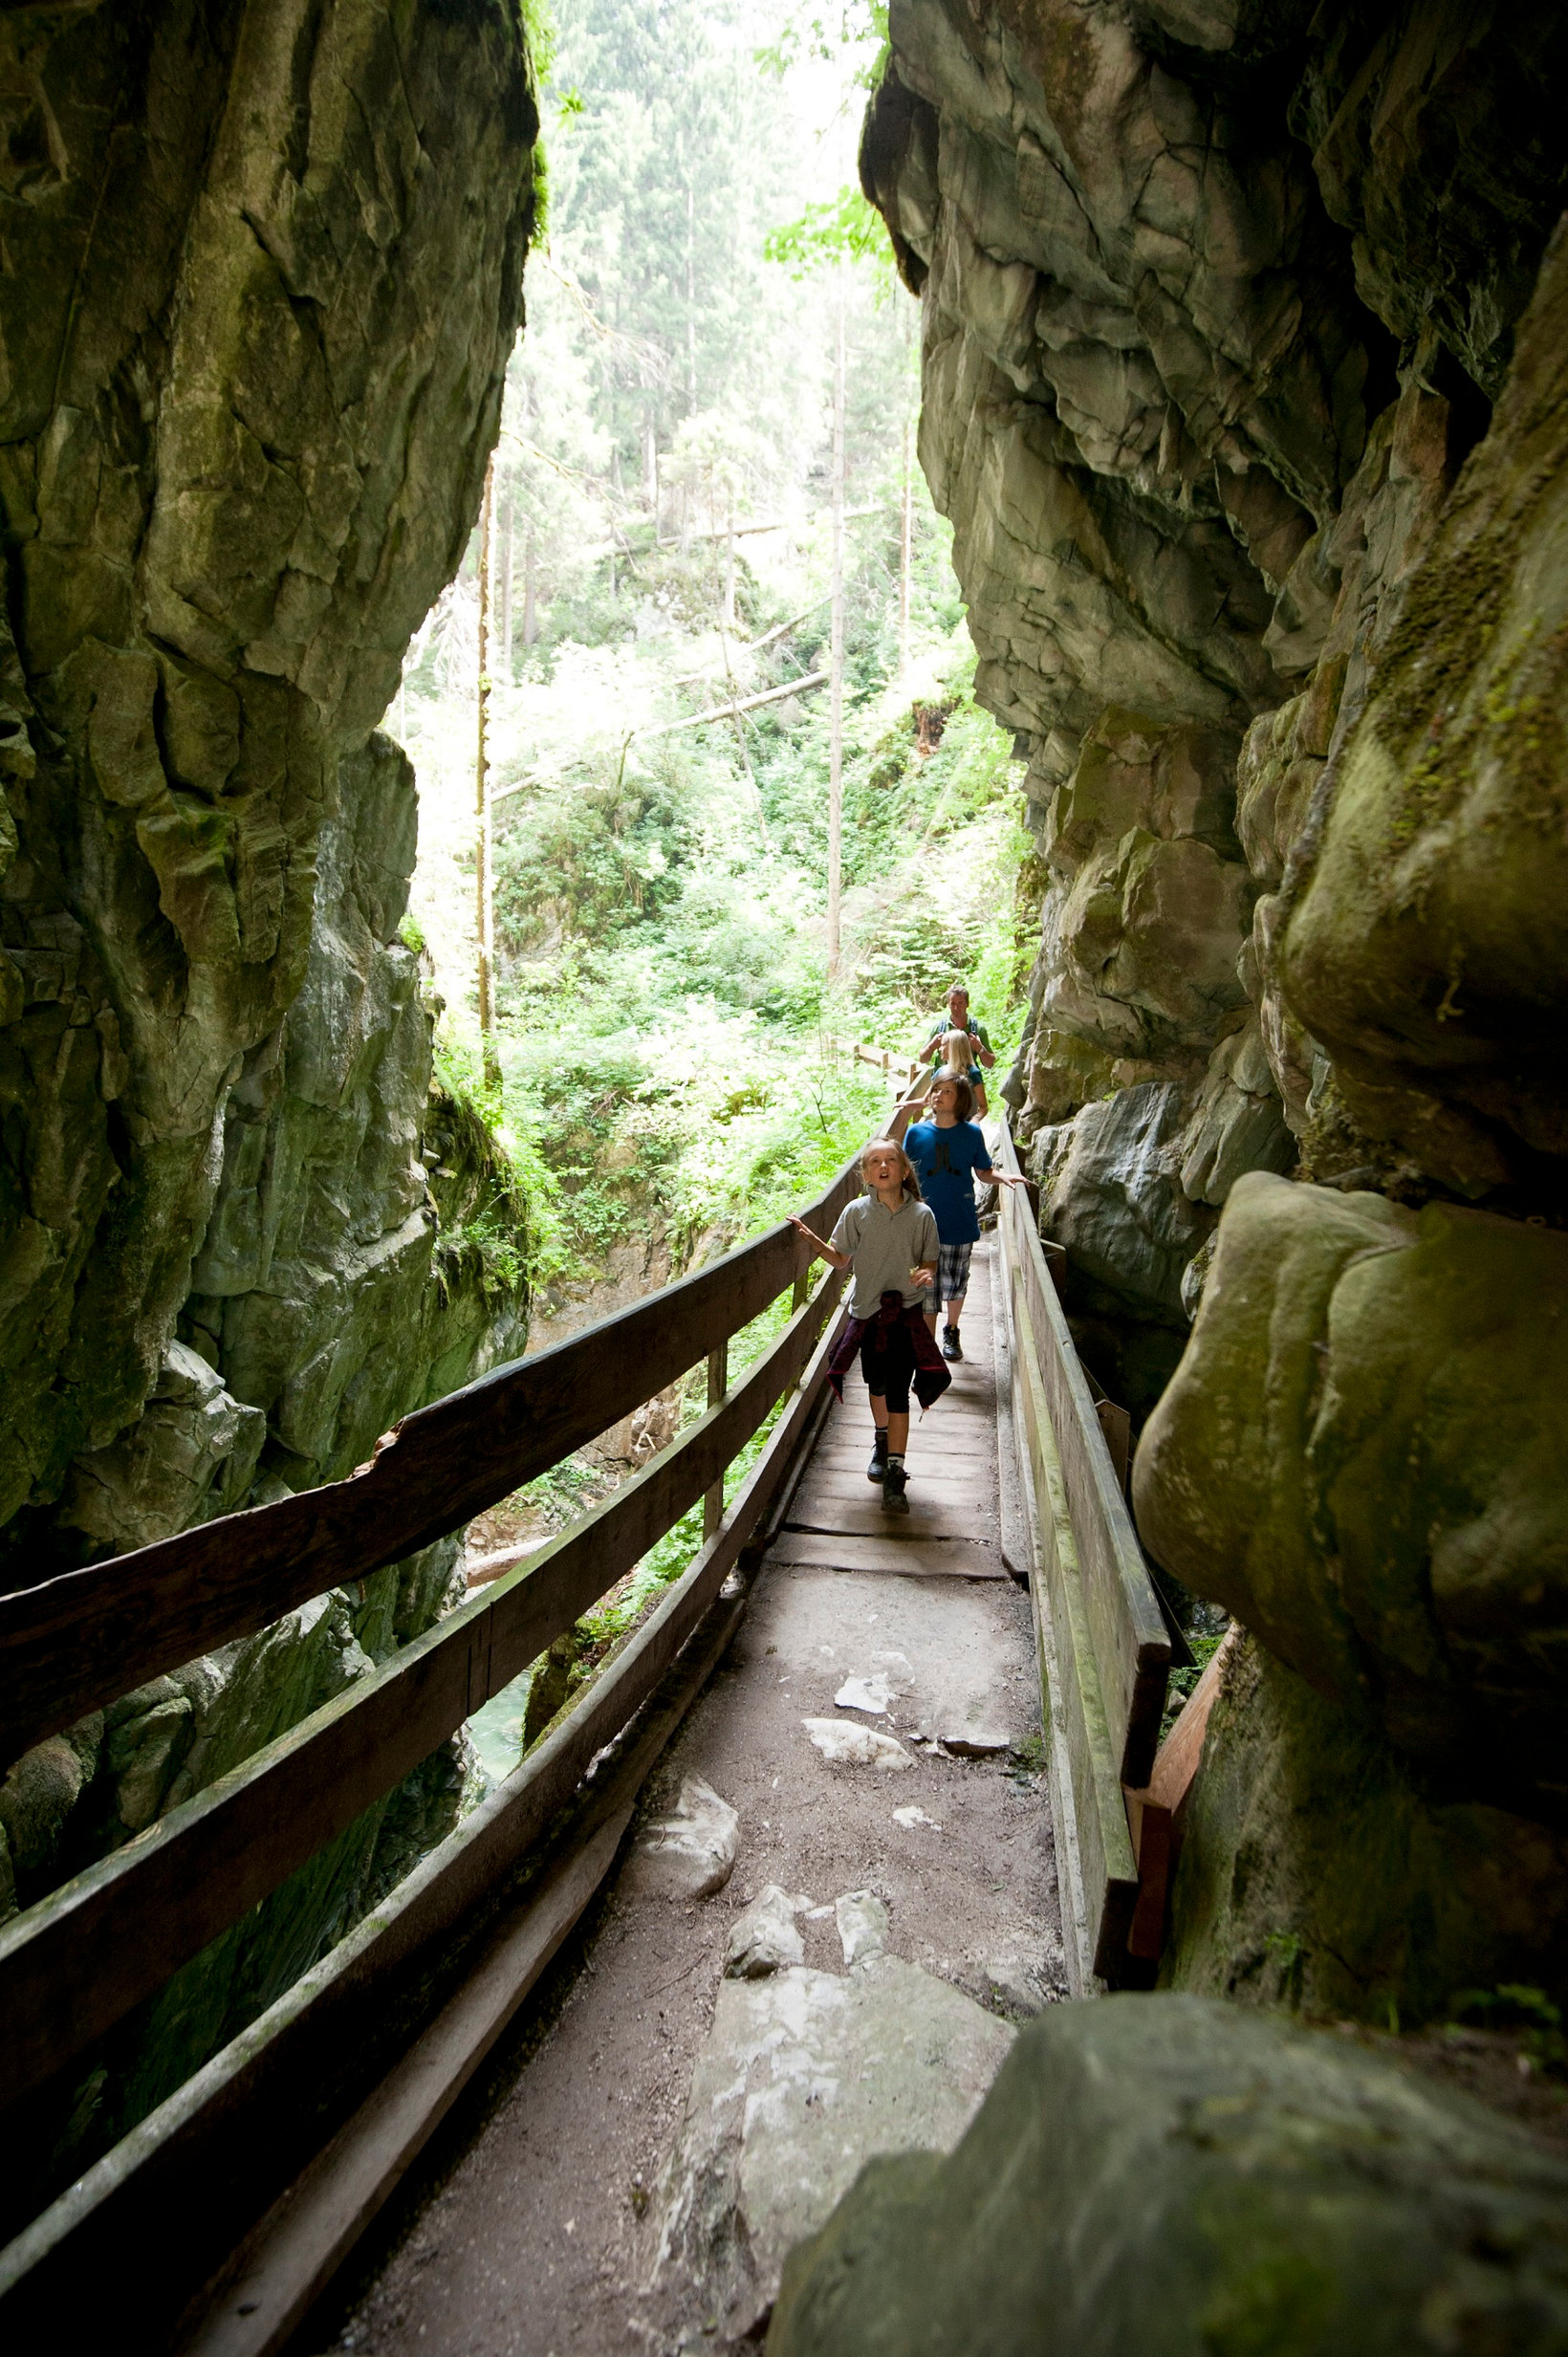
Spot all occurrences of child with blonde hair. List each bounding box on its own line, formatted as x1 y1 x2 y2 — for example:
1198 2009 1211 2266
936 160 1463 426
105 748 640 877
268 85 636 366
788 1137 950 1512
934 1028 987 1116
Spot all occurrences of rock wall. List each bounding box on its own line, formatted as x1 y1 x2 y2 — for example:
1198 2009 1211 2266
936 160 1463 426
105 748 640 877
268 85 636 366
0 0 537 2193
863 0 1568 2018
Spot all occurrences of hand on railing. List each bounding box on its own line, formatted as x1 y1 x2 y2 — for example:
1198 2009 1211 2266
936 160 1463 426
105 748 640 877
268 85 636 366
788 1213 849 1272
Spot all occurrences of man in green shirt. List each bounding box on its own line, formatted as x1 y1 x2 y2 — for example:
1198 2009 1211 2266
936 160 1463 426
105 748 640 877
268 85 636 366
922 984 995 1072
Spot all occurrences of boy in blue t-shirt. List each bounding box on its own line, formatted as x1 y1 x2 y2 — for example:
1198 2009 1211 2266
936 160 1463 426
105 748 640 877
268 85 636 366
904 1072 1028 1360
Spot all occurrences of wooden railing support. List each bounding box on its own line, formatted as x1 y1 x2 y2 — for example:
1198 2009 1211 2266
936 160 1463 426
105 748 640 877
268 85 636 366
991 1116 1170 1993
0 1173 855 1764
703 1342 728 1540
0 1269 848 2112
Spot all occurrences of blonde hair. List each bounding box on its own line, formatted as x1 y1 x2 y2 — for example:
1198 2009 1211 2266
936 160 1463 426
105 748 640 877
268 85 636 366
860 1136 923 1201
941 1028 975 1073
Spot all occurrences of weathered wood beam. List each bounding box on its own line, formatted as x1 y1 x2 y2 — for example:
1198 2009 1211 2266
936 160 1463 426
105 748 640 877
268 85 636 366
0 1269 846 2109
0 1298 846 2340
0 1166 860 1763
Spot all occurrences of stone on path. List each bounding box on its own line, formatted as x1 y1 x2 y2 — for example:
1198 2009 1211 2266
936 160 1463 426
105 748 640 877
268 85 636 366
622 1776 739 1900
893 1804 943 1832
835 1888 889 1967
654 1955 1014 2342
725 1885 810 1978
835 1671 894 1714
803 1717 913 1771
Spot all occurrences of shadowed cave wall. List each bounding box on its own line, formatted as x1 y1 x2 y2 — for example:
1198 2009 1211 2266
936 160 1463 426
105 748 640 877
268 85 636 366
0 0 537 2199
862 0 1568 2022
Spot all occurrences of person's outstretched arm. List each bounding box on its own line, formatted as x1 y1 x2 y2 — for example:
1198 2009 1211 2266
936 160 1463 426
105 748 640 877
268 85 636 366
788 1213 851 1271
976 1166 1028 1189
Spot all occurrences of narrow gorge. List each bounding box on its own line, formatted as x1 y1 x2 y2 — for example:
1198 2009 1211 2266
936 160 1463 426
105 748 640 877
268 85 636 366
861 0 1568 2025
2 1 1568 2346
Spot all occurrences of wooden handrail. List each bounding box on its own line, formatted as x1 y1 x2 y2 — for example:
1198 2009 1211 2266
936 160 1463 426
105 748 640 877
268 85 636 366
991 1114 1170 1991
0 1305 849 2331
0 1164 860 1764
0 1256 849 2110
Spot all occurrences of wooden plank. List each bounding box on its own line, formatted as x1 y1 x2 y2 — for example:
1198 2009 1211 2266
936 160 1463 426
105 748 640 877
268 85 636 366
1007 1244 1138 1976
813 1424 993 1454
790 1468 997 1509
184 1805 636 2357
764 1531 1006 1580
0 1273 845 2114
1121 1630 1239 1966
989 1221 1094 1992
996 1140 1168 1785
785 1493 994 1540
0 1164 864 1763
0 1307 842 2336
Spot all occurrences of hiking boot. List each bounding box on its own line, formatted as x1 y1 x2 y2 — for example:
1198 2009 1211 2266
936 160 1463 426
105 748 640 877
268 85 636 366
866 1432 888 1484
942 1323 963 1362
882 1458 909 1513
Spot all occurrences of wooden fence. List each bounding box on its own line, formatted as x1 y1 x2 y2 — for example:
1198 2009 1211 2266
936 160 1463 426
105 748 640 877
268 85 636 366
0 1053 1180 2337
991 1118 1172 1993
0 1129 889 2327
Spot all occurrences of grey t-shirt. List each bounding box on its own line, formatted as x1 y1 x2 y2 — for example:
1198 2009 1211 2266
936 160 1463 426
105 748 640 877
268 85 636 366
830 1193 940 1319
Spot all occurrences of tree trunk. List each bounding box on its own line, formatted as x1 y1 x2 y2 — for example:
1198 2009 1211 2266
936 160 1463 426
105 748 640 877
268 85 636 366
501 499 513 678
899 420 913 681
475 454 500 1091
898 302 915 681
522 517 537 648
826 271 847 982
723 490 736 629
685 180 697 414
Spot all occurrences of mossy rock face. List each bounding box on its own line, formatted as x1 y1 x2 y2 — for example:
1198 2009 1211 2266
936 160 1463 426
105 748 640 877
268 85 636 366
767 1993 1568 2357
1282 223 1568 1202
1163 1635 1568 2025
0 4 536 1562
0 0 538 2213
1134 1171 1568 1824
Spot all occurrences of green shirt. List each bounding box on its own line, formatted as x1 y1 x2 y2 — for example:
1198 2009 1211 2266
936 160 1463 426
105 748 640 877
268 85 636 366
926 1016 991 1070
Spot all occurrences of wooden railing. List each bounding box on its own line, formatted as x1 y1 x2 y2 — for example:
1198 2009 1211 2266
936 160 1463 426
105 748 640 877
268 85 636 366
0 1157 882 2126
0 1050 1177 2335
991 1117 1171 1994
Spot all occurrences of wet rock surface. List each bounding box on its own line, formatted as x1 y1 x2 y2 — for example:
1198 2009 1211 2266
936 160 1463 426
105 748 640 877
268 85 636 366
767 1993 1568 2357
656 1953 1013 2342
0 0 537 2210
865 0 1568 2023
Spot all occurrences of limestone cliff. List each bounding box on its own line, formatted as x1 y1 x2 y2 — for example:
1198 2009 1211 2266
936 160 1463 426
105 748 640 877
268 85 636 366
863 0 1568 2018
0 0 537 2188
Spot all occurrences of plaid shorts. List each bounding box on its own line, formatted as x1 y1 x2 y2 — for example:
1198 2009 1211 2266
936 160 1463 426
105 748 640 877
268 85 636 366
927 1240 973 1309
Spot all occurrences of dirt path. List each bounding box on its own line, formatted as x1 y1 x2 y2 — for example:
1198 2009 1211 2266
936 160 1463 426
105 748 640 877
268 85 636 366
313 1242 1061 2357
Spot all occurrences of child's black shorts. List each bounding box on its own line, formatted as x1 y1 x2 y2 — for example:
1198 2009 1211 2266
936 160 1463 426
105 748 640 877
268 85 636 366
860 1320 915 1415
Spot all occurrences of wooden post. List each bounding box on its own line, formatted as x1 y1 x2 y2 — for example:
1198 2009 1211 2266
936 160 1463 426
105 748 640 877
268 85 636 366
703 1342 728 1540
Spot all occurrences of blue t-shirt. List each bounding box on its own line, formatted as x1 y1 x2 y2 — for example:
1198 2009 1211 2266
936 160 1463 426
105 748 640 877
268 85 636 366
905 1119 990 1245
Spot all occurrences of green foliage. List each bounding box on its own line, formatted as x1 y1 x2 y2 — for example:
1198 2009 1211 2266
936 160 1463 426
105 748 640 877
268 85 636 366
1158 1629 1226 1747
428 1035 553 1298
764 185 888 276
493 770 692 949
1449 1983 1568 2073
754 4 888 82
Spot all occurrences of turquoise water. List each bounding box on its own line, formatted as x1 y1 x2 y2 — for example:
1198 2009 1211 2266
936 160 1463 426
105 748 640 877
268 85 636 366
466 1667 534 1787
